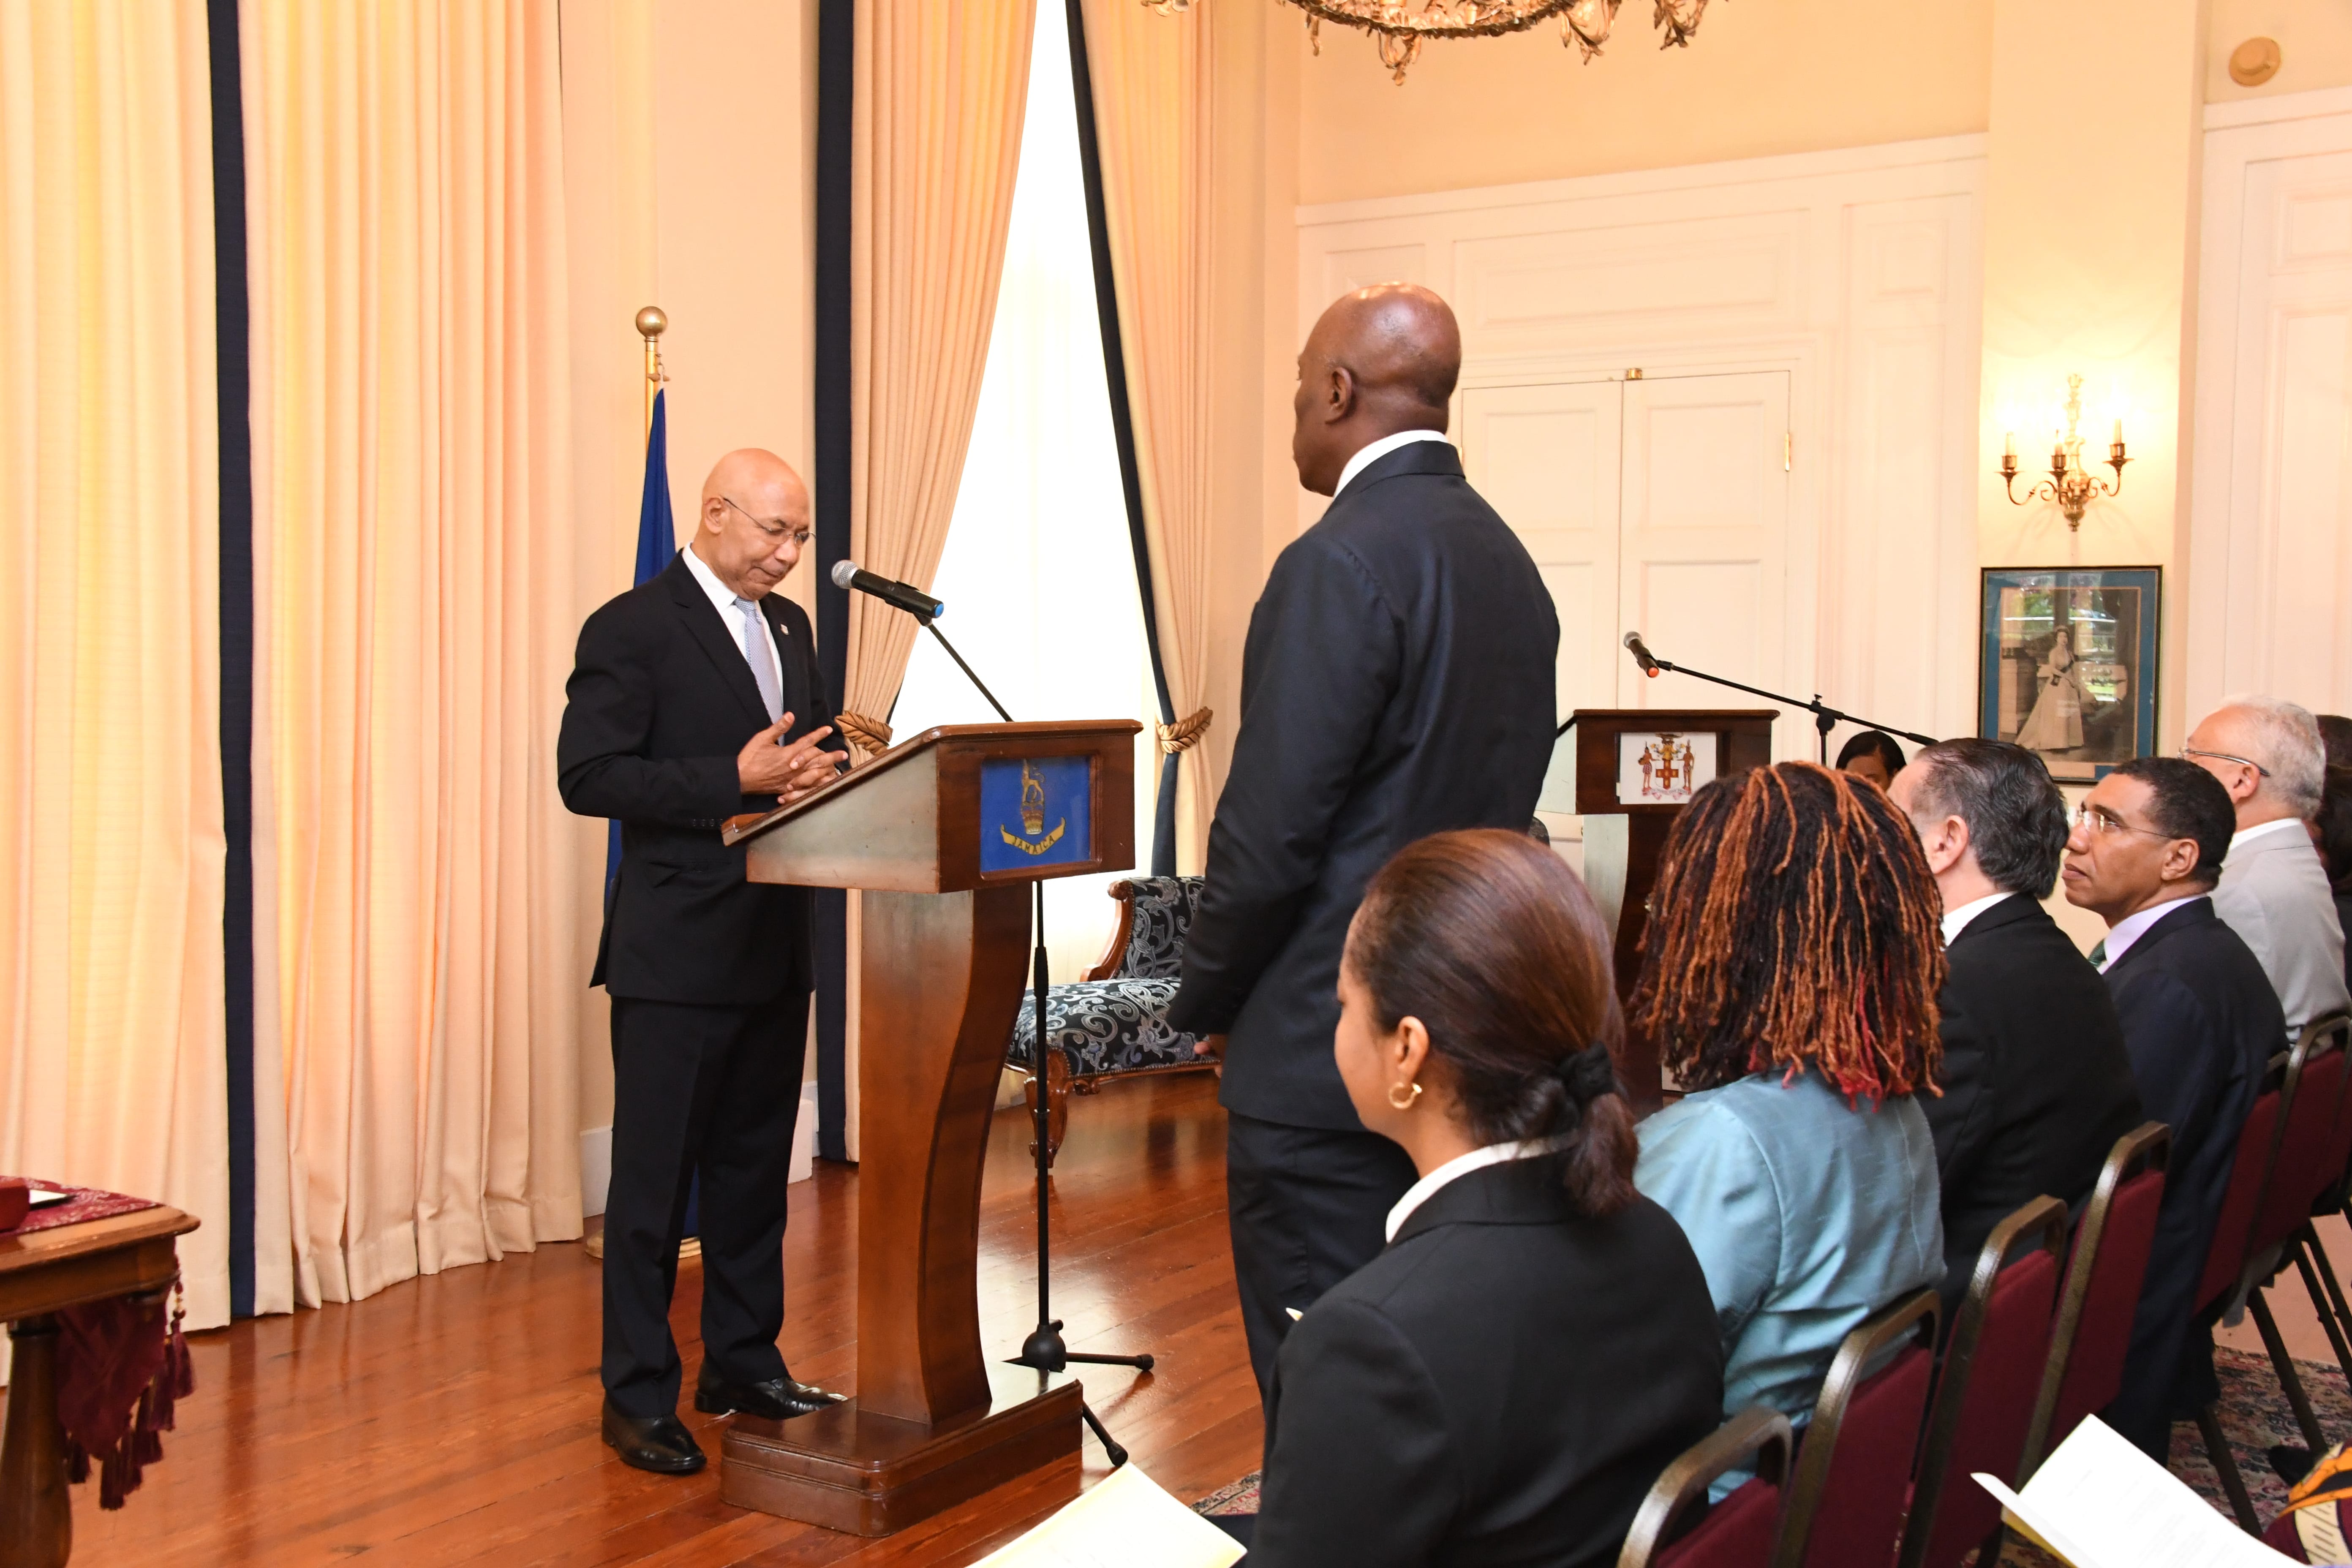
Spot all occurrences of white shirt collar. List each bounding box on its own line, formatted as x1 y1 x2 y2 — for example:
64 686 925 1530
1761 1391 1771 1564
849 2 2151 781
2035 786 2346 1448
1940 890 2016 946
1383 1136 1561 1244
2099 893 2207 972
1334 429 1451 499
2231 817 2306 851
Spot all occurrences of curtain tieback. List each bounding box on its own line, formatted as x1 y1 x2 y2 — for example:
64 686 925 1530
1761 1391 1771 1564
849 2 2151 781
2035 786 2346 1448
1155 708 1213 755
836 711 894 755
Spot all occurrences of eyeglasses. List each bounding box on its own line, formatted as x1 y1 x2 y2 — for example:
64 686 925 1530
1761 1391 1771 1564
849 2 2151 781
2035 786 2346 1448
2180 745 2271 778
2070 802 2172 839
721 494 813 548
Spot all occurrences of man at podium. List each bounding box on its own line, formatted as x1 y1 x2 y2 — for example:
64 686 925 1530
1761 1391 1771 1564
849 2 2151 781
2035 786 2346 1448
558 449 850 1475
1168 285 1559 1407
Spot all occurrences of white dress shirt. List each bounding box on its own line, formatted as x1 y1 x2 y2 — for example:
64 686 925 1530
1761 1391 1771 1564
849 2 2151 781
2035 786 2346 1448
2231 817 2308 853
2098 893 2208 972
1940 890 2016 947
1334 429 1451 499
1383 1136 1564 1243
680 544 783 697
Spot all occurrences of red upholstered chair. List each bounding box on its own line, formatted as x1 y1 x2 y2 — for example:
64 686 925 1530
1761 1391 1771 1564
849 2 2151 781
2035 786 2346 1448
2019 1122 2171 1478
2238 1019 2351 1455
1616 1407 1794 1568
1898 1197 2069 1568
1769 1288 1940 1568
2273 1015 2352 1389
2192 1051 2290 1531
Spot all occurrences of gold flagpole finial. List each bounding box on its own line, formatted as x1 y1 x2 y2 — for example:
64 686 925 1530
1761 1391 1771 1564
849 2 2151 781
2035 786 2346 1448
636 306 668 433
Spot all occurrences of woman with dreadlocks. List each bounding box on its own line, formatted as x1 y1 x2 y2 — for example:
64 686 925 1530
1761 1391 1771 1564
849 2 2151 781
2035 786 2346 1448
1630 761 1946 1467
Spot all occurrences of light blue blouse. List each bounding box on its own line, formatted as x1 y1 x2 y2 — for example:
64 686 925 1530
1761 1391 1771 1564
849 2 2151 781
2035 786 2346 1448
1634 1069 1943 1452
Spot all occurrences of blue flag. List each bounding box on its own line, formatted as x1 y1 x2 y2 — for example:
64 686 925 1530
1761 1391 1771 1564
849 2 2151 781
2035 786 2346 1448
607 389 677 891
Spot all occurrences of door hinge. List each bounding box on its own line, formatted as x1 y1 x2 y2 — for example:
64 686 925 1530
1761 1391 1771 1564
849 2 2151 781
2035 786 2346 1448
1783 432 1792 472
1625 368 1644 381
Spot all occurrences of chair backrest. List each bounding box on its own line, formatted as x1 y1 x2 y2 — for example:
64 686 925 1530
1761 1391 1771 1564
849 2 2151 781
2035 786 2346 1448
1093 876 1203 982
2292 1014 2352 1216
2249 1020 2349 1261
2022 1122 2171 1477
1772 1289 1941 1568
1899 1198 2069 1568
2194 1056 2289 1314
1618 1407 1794 1568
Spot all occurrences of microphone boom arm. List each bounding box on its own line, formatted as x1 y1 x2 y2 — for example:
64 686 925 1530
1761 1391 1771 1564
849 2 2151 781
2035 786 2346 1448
1623 644 1937 762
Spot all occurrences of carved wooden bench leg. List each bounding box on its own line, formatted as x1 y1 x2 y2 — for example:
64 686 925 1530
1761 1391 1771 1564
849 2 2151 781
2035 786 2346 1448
1025 1052 1073 1168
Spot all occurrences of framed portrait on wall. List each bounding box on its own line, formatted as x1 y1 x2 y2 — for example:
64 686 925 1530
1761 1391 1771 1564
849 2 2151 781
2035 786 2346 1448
1979 568 2161 782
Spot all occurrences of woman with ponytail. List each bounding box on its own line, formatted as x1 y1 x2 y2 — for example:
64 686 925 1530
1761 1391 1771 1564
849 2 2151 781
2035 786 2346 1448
1236 830 1723 1568
1629 761 1946 1484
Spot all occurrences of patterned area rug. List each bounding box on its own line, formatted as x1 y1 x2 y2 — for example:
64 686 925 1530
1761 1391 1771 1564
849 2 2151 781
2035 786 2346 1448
1193 1344 2352 1562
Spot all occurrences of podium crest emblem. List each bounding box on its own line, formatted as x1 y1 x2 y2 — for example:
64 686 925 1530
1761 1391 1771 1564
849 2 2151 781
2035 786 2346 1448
1000 760 1066 855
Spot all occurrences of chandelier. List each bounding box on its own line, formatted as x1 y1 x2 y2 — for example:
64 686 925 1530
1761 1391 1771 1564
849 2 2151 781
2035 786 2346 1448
1157 1 1720 83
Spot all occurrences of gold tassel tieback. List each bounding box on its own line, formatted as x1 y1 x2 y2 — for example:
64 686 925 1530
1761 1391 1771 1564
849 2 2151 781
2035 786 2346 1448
837 712 894 756
1156 708 1213 755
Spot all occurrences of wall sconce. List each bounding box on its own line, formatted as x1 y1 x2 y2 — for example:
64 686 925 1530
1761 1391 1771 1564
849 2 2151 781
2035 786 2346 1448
2000 374 2129 532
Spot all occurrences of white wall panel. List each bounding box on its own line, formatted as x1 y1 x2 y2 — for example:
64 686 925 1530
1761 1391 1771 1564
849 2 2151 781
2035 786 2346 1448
1302 136 1986 753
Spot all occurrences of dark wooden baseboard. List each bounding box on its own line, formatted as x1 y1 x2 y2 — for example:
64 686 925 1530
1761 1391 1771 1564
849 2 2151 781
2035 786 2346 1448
720 1364 1083 1535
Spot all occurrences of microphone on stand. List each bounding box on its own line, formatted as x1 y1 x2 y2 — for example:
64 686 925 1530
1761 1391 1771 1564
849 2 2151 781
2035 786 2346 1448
830 559 945 624
1624 631 1662 678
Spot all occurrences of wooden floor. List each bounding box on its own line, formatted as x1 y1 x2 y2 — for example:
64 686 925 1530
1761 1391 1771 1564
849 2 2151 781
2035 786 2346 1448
24 1072 1258 1566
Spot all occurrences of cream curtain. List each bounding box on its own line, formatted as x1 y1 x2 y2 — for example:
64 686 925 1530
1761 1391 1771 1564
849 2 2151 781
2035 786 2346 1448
242 0 583 1307
842 0 1039 743
1077 0 1217 867
0 1 233 1333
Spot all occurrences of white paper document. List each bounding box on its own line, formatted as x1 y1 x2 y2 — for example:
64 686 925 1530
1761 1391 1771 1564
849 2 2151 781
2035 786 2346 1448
1971 1416 2300 1568
972 1463 1247 1568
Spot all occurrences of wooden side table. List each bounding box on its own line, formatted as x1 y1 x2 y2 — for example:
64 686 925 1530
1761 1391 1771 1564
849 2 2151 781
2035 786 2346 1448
0 1207 197 1568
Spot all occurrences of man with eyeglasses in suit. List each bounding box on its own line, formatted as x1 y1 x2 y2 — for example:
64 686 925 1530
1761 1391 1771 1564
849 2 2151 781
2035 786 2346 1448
2062 756 2282 1462
559 449 851 1475
2182 696 2350 1040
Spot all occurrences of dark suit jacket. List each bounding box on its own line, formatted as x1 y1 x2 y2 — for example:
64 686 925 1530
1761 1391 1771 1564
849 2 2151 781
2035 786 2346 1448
556 553 843 1005
1925 894 2142 1313
2103 896 2281 1435
1251 1161 1724 1568
1167 442 1558 1128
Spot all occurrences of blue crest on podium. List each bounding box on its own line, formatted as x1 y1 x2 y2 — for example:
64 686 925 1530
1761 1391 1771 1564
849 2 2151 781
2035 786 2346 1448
979 757 1093 874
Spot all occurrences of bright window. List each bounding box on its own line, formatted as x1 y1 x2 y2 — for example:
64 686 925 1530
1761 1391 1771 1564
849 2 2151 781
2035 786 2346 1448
890 0 1158 980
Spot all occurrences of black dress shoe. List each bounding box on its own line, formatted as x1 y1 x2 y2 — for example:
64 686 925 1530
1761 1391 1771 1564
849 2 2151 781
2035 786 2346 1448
602 1400 707 1474
694 1369 847 1421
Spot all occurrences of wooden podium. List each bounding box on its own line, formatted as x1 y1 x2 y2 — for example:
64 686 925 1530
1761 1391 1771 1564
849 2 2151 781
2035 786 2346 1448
1568 709 1775 1106
715 719 1141 1535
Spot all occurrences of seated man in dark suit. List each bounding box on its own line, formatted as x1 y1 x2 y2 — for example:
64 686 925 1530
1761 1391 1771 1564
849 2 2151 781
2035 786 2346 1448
2061 756 2282 1462
1889 739 2141 1318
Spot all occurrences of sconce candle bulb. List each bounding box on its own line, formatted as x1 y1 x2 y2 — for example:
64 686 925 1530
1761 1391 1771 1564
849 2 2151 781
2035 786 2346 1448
2001 374 2127 531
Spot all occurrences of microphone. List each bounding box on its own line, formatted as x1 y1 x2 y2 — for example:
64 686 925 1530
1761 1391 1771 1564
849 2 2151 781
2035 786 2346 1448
1623 631 1661 678
830 560 945 623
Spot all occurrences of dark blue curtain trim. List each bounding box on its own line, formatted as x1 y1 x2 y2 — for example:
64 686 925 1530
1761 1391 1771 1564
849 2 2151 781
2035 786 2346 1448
1064 0 1180 878
208 0 257 1320
813 0 855 1162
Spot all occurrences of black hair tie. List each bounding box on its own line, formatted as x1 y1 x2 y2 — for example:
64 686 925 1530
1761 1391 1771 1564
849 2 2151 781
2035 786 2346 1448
1554 1045 1618 1106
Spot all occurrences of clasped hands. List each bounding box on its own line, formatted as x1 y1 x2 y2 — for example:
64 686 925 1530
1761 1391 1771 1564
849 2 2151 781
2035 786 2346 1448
736 712 847 806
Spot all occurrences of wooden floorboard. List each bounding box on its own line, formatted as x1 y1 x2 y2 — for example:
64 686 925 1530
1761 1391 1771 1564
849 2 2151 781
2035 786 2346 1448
17 1072 1256 1566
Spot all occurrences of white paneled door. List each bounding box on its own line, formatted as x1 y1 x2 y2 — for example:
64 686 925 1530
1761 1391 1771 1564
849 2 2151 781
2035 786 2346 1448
1463 371 1792 730
2196 137 2352 718
1458 380 1623 722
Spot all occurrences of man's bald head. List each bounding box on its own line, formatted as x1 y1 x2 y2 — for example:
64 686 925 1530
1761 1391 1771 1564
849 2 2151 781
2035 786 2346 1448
1292 284 1464 496
693 448 812 600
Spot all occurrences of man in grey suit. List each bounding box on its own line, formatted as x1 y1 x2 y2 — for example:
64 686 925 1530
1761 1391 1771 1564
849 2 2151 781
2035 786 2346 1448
2183 695 2349 1037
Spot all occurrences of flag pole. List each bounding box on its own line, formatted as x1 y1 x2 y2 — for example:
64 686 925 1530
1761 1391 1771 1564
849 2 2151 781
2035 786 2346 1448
635 305 667 434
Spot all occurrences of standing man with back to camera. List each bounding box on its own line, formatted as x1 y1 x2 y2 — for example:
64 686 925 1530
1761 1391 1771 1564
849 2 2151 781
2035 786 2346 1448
558 449 851 1475
1167 283 1561 1409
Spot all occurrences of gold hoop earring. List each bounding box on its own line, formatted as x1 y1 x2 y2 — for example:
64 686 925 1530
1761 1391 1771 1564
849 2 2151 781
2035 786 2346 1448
1387 1080 1423 1111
